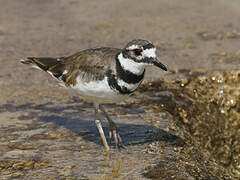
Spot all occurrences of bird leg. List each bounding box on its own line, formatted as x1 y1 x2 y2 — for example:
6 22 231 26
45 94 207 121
94 105 110 151
99 105 123 148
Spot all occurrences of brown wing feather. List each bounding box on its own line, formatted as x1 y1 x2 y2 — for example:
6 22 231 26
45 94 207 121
21 47 120 87
60 48 120 86
21 57 66 79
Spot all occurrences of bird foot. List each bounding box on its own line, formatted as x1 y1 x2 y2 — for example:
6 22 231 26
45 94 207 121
108 123 124 149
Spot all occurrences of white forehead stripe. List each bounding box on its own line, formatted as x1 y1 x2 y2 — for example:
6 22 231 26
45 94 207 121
118 53 145 75
143 48 156 58
126 45 140 50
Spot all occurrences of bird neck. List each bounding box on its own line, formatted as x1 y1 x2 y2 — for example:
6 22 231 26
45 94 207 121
117 53 145 75
115 52 145 85
106 52 145 95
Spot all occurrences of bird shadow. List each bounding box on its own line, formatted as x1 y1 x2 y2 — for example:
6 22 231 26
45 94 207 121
0 100 184 147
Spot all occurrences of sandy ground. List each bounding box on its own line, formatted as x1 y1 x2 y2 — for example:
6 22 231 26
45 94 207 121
0 0 240 179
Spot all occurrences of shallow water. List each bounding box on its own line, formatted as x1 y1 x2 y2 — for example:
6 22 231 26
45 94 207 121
0 69 239 179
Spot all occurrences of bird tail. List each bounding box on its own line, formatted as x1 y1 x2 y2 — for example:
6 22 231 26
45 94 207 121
20 57 67 80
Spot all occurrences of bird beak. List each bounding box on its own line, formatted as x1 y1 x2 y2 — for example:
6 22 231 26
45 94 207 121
152 58 167 71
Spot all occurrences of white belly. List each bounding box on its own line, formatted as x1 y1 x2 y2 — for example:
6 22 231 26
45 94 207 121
69 76 126 103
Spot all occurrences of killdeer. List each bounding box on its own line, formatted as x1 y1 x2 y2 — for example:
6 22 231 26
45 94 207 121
20 39 167 151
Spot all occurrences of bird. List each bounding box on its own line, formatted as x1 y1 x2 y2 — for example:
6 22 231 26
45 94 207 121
20 39 167 151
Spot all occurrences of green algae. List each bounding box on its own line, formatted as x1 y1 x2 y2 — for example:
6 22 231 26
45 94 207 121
139 70 240 179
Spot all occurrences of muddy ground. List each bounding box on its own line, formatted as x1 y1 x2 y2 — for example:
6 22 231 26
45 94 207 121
0 0 240 179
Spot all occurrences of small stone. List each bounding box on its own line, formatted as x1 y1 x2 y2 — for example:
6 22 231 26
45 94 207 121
10 172 24 178
63 165 73 170
23 161 34 170
220 52 227 56
12 162 24 170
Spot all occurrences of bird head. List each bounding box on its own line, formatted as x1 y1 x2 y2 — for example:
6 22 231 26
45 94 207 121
122 39 167 71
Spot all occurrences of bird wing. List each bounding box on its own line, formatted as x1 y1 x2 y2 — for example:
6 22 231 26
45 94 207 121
60 47 120 86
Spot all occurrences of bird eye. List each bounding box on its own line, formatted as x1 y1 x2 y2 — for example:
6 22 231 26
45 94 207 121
133 49 142 56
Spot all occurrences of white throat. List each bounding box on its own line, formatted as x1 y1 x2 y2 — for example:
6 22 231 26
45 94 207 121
117 53 145 75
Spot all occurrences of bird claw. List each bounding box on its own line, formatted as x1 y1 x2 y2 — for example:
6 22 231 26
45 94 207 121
109 127 124 149
98 105 125 149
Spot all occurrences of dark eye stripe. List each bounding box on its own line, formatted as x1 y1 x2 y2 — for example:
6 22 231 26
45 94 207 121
133 49 142 56
143 44 154 50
